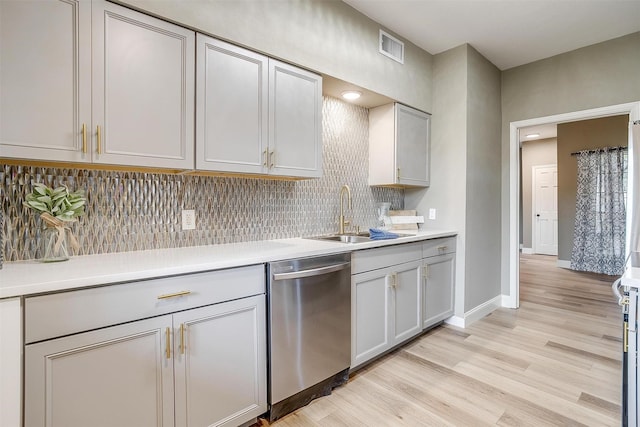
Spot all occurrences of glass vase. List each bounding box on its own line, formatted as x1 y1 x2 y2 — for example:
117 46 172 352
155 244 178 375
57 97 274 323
40 225 69 262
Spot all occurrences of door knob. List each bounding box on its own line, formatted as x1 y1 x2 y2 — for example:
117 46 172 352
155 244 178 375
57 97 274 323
536 214 540 217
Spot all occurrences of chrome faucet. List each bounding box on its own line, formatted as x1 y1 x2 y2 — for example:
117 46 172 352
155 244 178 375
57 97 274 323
339 184 352 235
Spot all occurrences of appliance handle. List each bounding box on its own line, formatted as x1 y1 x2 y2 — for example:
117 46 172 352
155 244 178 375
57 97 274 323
612 277 627 306
272 262 350 281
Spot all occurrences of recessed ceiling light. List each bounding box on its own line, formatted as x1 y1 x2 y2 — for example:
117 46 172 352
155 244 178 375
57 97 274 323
341 90 362 100
526 133 540 138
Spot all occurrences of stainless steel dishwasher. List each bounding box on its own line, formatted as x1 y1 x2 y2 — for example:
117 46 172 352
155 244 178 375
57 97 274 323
267 253 351 421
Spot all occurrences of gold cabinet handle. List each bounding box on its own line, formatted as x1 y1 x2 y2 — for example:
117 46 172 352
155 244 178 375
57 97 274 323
397 168 401 180
624 321 629 353
437 245 448 252
263 150 268 167
388 273 397 289
269 150 275 168
96 125 102 154
81 124 87 153
423 265 429 279
180 323 186 355
165 327 171 359
157 290 191 300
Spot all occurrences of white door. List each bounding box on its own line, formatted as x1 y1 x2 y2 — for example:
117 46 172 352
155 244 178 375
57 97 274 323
533 164 558 255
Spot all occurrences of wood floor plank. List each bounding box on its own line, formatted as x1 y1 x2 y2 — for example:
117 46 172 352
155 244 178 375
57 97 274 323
267 254 622 426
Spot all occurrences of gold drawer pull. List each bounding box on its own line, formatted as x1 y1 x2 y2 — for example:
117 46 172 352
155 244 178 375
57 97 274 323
96 125 102 154
269 150 275 168
165 327 171 359
180 323 186 355
157 290 191 300
437 245 448 252
81 124 87 153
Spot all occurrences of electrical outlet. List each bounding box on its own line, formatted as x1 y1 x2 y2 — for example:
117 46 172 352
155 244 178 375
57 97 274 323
182 209 196 230
428 208 436 220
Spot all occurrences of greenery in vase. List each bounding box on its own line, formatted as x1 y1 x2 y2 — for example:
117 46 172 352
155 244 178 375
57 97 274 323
24 183 86 221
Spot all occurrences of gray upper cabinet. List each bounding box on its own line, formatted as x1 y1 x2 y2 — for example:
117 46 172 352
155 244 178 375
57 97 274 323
0 0 91 163
1 0 195 169
196 35 268 174
369 103 430 187
196 35 322 178
92 1 195 169
268 60 322 178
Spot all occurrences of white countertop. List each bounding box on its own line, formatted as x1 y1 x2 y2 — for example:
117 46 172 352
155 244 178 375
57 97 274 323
622 267 640 290
0 229 457 299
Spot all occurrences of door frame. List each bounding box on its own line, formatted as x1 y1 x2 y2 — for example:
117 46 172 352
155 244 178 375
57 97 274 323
532 164 558 256
507 101 640 309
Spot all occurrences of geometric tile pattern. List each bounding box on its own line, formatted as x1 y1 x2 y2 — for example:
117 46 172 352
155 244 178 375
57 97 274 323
0 97 404 262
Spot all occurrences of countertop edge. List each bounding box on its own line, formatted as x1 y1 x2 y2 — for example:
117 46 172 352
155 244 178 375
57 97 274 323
0 230 457 299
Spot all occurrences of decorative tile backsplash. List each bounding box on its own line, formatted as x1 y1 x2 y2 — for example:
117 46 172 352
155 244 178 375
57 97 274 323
1 97 403 262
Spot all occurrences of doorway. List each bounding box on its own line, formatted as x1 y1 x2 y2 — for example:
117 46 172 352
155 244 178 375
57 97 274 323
507 101 640 309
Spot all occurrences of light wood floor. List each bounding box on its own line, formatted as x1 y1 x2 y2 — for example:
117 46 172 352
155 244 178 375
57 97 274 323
268 254 623 426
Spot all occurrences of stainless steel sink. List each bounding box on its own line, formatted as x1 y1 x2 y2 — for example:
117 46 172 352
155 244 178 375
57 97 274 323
315 234 371 243
306 231 410 244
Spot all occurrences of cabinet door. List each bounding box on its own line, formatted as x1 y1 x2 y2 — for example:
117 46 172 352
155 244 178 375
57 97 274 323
351 267 392 368
92 1 195 169
269 59 322 178
196 35 268 174
0 0 91 162
392 260 423 343
396 104 430 187
25 315 174 427
423 253 455 328
174 295 267 427
0 298 21 427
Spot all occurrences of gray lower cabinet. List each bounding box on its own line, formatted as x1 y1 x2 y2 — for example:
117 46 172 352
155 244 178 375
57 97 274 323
351 244 423 369
24 267 267 427
422 238 456 329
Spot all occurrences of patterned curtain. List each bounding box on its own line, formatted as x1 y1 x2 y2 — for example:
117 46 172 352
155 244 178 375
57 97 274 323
570 148 627 275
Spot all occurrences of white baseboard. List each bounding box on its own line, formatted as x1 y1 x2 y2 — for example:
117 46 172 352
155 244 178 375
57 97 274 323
521 247 534 254
444 295 502 328
557 259 571 269
444 315 465 328
501 294 516 308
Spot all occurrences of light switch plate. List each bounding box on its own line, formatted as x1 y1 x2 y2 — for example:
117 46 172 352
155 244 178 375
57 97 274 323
428 208 436 220
182 209 196 230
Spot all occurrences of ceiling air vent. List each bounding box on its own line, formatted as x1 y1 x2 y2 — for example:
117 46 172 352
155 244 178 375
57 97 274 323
379 30 404 64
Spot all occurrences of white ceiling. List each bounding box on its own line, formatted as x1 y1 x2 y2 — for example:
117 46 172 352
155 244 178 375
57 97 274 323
518 123 557 143
342 0 640 70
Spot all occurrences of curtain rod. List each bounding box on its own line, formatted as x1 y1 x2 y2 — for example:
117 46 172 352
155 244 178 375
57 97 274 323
570 146 628 156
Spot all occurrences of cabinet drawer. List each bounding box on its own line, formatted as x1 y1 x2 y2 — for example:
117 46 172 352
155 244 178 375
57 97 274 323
25 265 265 344
352 243 422 275
422 237 456 258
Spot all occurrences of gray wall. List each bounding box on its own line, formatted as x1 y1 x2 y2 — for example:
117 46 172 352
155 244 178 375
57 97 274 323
118 0 433 113
501 31 640 294
464 46 502 312
406 44 502 315
406 44 467 316
521 138 557 249
557 115 629 262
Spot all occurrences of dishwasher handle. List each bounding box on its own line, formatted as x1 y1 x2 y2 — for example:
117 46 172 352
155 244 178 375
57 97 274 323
272 262 350 281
